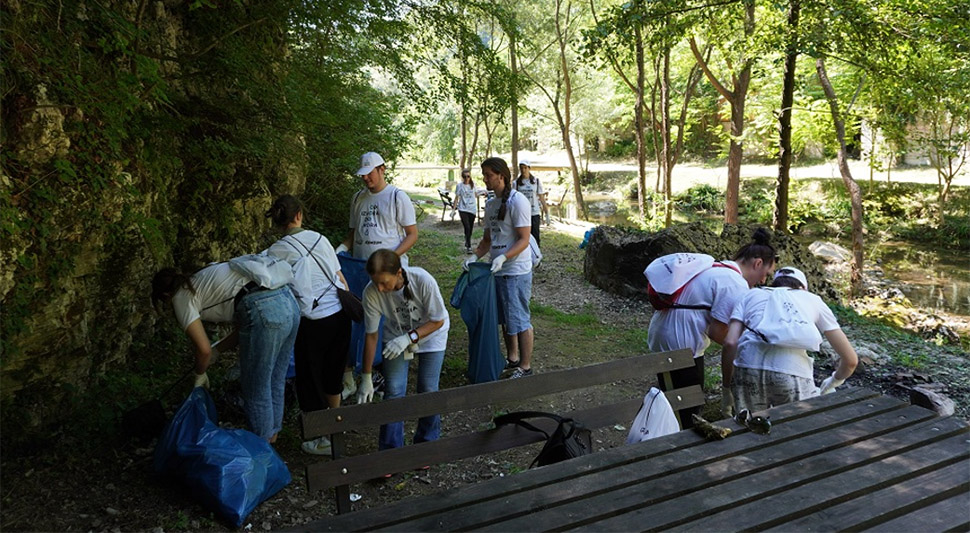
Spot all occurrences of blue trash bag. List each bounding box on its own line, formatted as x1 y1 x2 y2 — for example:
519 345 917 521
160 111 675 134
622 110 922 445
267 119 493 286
154 387 291 527
579 227 596 249
450 263 504 383
337 252 383 372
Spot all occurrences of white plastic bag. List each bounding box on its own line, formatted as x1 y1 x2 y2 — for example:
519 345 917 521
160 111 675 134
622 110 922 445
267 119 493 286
626 387 680 444
229 253 294 290
643 253 715 294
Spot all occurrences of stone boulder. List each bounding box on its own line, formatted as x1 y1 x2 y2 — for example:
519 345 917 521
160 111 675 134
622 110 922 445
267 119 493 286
584 223 839 301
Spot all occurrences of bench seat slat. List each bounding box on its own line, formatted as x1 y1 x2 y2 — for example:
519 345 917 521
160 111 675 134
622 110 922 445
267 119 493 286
302 349 693 439
306 385 704 491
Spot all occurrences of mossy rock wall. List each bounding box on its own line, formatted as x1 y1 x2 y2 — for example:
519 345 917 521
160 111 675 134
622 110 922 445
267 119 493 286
584 223 838 301
1 1 307 430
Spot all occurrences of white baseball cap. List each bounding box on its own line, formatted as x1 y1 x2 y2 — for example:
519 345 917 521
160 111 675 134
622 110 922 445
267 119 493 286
519 159 531 167
356 152 385 175
774 266 808 290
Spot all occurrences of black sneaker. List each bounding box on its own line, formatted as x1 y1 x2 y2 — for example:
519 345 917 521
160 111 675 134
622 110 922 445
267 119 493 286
505 358 521 370
508 367 533 379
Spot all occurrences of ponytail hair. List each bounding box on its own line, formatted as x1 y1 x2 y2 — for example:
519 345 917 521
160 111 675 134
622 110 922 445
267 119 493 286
265 194 303 227
482 157 512 220
733 227 777 266
151 267 194 311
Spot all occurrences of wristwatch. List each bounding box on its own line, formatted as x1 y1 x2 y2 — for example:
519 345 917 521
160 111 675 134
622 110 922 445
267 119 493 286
408 329 419 344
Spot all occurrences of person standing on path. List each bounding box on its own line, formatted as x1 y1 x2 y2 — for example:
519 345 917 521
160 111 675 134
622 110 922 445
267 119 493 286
336 151 418 399
454 168 483 253
465 157 535 379
356 249 449 452
513 160 545 247
265 195 352 456
647 228 777 428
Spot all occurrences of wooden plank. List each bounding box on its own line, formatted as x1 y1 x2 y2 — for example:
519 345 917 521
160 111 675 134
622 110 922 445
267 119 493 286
374 394 919 532
301 349 693 438
860 491 970 533
650 419 970 532
477 401 939 533
288 388 884 532
306 386 703 491
764 460 970 532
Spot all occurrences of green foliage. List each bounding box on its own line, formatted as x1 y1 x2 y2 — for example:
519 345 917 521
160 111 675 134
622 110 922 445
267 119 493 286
677 184 724 212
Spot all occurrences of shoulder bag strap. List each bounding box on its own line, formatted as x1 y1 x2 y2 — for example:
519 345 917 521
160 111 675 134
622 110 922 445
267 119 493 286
286 234 339 299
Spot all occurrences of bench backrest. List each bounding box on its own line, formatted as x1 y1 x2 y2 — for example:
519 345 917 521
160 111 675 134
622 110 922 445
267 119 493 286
301 348 700 513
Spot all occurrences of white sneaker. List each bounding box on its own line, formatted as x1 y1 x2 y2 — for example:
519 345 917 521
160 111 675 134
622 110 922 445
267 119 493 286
301 436 332 455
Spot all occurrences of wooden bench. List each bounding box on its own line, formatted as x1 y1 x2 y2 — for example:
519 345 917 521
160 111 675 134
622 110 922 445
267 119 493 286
299 348 702 514
546 187 569 218
436 188 455 221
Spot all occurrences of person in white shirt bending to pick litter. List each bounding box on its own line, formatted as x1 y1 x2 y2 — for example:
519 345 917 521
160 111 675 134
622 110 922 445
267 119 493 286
722 266 858 415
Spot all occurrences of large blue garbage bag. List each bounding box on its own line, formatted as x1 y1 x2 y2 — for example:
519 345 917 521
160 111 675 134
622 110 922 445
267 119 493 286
154 387 291 527
338 253 383 372
450 262 503 383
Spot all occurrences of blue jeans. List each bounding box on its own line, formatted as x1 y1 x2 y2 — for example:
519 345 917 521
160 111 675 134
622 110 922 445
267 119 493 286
235 287 301 440
378 350 445 450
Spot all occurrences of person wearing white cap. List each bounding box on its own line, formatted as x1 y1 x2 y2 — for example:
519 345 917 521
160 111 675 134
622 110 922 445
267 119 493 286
513 160 545 246
721 266 859 415
336 151 418 398
336 152 418 266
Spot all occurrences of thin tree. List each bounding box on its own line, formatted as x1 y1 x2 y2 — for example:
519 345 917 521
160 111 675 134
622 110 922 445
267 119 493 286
688 0 755 224
816 58 865 293
773 0 800 233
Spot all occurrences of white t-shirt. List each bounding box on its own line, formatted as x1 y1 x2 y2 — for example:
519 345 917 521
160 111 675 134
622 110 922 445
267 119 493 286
647 261 748 358
484 189 532 276
455 182 479 213
730 288 840 379
514 177 544 216
349 185 416 267
172 262 250 330
363 267 449 353
266 229 344 319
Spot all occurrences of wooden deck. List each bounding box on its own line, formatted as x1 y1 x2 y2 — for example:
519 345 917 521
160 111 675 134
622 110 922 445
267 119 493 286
292 387 970 532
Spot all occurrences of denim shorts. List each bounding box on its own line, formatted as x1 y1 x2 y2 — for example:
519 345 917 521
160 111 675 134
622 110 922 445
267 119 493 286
495 271 532 335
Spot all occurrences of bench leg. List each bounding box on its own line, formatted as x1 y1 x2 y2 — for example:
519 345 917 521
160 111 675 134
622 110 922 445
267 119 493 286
331 432 352 514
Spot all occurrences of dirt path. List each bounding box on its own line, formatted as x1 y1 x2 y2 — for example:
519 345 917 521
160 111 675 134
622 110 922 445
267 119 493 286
1 211 966 532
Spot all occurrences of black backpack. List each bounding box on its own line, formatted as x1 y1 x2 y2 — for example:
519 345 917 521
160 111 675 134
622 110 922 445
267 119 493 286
494 411 592 468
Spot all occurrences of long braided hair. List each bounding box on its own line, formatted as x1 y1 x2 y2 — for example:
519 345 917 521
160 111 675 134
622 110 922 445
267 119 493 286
481 157 512 220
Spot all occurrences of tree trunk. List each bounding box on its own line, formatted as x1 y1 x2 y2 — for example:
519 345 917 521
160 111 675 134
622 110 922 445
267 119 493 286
773 0 800 233
509 29 519 174
661 47 673 228
635 24 647 218
460 102 468 171
555 0 587 219
817 57 864 293
651 56 662 195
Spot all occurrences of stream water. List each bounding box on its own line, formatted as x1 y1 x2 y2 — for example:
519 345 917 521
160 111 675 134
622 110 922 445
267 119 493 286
582 196 970 318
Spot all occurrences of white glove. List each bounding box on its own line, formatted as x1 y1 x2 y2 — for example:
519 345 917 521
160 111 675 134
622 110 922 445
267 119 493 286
490 254 507 273
383 334 411 360
819 372 845 395
335 243 349 254
404 343 418 361
721 388 735 417
463 255 483 271
357 373 374 404
193 371 210 389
